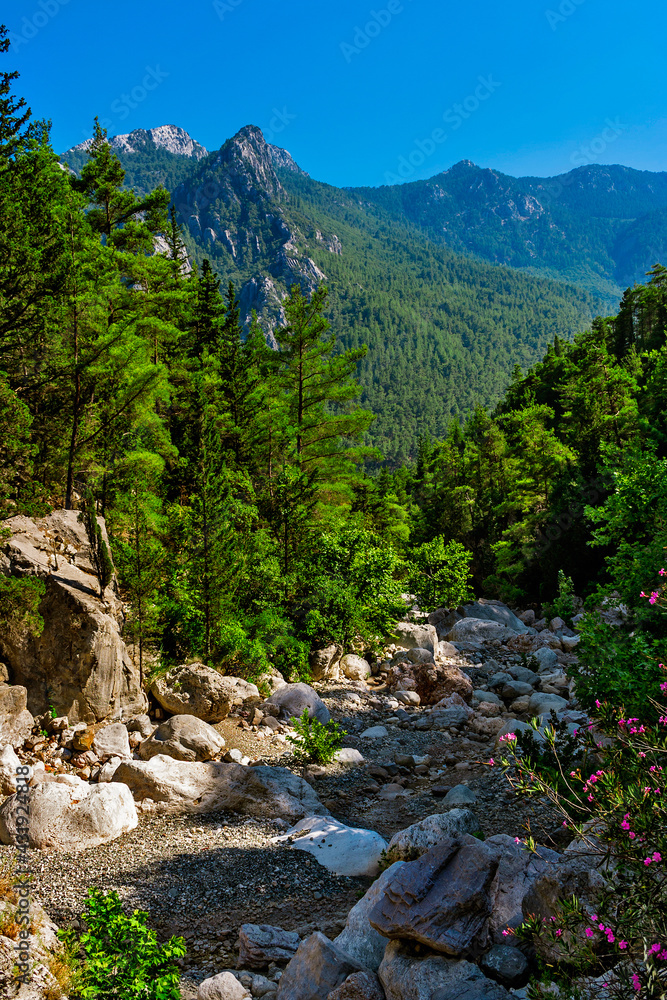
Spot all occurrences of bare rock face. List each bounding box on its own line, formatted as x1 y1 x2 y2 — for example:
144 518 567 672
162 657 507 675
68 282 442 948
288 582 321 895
390 622 439 657
276 932 366 1000
386 810 482 862
387 661 473 706
309 644 342 681
150 664 259 722
334 861 404 971
113 756 328 820
369 837 499 958
327 971 385 1000
0 510 146 723
379 941 511 1000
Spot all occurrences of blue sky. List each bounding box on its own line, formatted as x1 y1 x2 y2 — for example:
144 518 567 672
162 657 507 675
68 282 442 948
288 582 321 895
6 0 666 187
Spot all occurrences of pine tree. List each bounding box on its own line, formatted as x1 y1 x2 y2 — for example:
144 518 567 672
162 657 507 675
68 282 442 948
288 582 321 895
78 490 114 597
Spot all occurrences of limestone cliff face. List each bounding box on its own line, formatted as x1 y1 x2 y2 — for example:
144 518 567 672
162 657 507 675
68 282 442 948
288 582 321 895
0 510 147 724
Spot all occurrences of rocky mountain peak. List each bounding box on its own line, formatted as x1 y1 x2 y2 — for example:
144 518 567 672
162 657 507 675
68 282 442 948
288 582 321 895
70 124 208 160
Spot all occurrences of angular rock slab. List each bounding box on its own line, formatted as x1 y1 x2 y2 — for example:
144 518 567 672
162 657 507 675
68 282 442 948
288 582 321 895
0 683 35 749
265 682 331 724
369 837 498 957
446 619 513 644
276 932 366 1000
334 861 404 971
113 755 327 820
386 809 481 861
485 834 561 942
327 971 385 1000
462 600 528 633
275 816 387 877
379 941 511 1000
91 722 131 759
238 923 301 969
0 775 137 849
138 714 225 762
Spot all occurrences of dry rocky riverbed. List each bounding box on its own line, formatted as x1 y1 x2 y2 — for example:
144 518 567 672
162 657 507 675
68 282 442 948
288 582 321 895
0 641 573 990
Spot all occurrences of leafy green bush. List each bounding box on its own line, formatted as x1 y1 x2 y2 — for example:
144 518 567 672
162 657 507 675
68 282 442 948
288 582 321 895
570 613 664 722
408 536 474 611
63 889 185 999
287 708 346 765
545 569 578 624
216 609 310 682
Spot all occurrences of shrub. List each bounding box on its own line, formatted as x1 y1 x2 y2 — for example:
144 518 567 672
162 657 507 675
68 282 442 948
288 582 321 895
495 568 667 1000
63 888 185 1000
0 575 45 644
287 709 346 765
408 536 474 611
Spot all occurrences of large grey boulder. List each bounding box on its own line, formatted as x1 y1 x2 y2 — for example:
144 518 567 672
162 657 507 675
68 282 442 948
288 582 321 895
446 619 513 644
369 836 499 956
0 510 146 723
386 810 481 862
334 862 404 971
485 834 561 942
0 683 34 748
198 972 250 1000
0 774 137 849
529 647 559 672
379 941 511 1000
238 924 301 969
479 945 528 987
137 715 225 762
113 756 327 820
275 816 387 877
390 622 438 657
265 682 330 724
276 932 366 1000
528 692 568 717
92 722 131 759
462 600 528 633
150 663 259 722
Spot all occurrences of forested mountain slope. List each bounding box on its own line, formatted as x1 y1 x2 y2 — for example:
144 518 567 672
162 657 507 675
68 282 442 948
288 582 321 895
62 126 604 463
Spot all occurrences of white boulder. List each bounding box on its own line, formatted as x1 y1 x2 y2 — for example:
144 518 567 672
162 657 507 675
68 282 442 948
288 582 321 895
275 815 387 877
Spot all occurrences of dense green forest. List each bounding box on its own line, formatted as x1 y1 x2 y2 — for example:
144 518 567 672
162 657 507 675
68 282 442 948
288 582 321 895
2 30 666 694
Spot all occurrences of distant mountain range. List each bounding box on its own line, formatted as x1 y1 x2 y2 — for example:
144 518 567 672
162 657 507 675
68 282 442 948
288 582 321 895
60 125 666 461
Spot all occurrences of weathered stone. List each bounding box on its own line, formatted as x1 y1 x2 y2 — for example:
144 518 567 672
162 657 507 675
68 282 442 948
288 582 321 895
275 816 387 877
501 681 534 702
462 600 528 633
327 971 385 1000
265 683 330 724
0 510 146 722
387 662 472 706
528 647 559 672
150 664 258 722
0 774 137 849
0 683 34 749
444 784 477 807
238 924 301 969
361 726 388 739
528 692 568 717
309 644 342 681
430 706 471 728
126 713 155 737
91 722 131 759
276 932 366 1000
479 945 528 987
386 810 481 862
390 622 439 657
138 714 225 762
335 748 364 765
340 655 371 681
198 971 250 1000
113 756 327 819
334 862 404 971
446 619 513 644
379 941 511 1000
518 610 535 625
484 834 561 942
369 837 499 956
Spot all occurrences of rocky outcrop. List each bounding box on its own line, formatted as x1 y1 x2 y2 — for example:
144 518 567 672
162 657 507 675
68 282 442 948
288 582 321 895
0 682 34 748
0 510 146 723
112 756 327 819
334 862 405 971
238 924 301 969
379 942 511 1000
385 810 481 862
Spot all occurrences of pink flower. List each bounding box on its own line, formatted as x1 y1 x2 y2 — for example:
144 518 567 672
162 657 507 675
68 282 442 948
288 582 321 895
653 852 662 862
619 941 628 950
585 928 595 938
649 944 662 954
659 569 667 576
632 973 642 991
555 928 563 937
488 758 495 766
650 592 659 605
